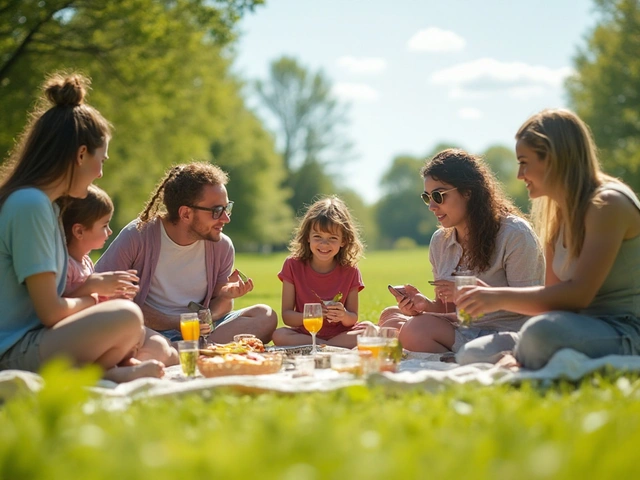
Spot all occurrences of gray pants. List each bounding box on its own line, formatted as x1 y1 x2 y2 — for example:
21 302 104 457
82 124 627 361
514 311 628 370
455 331 519 365
456 311 636 368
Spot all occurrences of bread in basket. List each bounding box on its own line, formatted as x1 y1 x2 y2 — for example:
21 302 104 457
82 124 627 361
197 352 283 377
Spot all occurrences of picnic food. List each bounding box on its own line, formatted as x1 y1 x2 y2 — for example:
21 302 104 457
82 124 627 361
237 269 248 282
199 337 265 356
197 351 283 377
331 292 343 302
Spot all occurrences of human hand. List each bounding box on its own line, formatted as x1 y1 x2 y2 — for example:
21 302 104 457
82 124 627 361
220 269 254 298
455 285 500 318
199 322 212 336
88 270 139 298
402 284 432 312
324 301 346 323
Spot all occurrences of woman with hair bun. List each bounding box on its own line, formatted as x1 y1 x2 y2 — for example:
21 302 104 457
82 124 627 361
0 72 164 382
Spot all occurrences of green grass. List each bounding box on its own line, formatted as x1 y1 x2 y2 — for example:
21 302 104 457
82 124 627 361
2 248 640 479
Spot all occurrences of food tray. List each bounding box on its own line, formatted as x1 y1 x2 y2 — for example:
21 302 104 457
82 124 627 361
197 353 283 378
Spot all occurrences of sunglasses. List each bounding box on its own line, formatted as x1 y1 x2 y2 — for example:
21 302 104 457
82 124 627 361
187 201 234 219
421 187 457 205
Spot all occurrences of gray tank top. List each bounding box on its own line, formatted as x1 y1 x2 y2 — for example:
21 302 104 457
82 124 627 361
553 182 640 316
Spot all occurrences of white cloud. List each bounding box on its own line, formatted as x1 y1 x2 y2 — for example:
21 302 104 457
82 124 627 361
407 27 466 52
458 107 483 120
333 82 379 102
507 86 547 100
337 56 387 75
431 57 573 99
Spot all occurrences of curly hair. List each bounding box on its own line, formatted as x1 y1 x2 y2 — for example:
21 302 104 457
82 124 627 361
421 149 523 273
137 162 229 228
288 196 365 267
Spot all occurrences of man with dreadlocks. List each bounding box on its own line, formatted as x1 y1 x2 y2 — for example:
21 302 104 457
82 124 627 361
96 162 277 344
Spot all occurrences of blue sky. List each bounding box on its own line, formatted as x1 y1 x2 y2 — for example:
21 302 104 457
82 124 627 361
234 0 598 203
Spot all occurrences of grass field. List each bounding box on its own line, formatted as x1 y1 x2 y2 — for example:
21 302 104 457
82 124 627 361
2 248 640 479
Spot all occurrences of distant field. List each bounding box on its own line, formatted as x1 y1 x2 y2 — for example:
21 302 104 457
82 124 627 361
234 248 436 324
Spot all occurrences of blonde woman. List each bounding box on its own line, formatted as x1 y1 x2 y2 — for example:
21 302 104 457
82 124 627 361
457 109 640 369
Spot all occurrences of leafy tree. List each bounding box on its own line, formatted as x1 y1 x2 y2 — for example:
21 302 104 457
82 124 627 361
567 0 640 190
375 155 436 249
255 56 352 173
482 145 529 212
0 0 299 249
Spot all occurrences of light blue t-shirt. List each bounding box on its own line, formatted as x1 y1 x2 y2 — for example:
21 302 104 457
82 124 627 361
0 188 68 356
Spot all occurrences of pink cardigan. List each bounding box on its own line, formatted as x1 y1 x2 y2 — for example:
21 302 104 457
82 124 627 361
95 217 234 308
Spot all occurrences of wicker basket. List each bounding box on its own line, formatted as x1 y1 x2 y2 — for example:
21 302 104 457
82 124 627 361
197 353 283 378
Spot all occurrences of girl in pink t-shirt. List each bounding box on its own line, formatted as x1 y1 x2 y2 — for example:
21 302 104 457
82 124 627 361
273 196 370 348
61 185 139 300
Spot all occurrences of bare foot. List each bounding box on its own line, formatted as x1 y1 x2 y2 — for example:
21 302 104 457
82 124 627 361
104 360 165 383
496 353 520 370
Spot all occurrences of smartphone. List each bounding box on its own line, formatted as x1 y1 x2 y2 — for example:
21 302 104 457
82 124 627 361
387 284 405 298
187 301 206 312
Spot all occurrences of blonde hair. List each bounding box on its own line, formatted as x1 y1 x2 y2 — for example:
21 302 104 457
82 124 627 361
516 108 615 258
289 196 365 267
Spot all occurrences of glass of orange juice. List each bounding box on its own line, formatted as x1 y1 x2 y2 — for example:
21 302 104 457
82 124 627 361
303 303 323 355
180 312 200 341
357 335 387 373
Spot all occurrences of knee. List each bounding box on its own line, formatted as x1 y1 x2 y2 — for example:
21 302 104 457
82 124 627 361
515 316 563 370
271 327 290 346
252 304 278 340
110 300 144 332
379 306 401 325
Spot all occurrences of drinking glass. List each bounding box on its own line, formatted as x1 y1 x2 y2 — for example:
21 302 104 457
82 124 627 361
180 312 200 341
454 275 477 324
303 303 323 354
197 309 213 348
379 327 402 366
177 340 199 378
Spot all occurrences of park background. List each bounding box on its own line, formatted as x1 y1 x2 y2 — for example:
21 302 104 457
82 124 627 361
2 0 639 255
2 3 640 478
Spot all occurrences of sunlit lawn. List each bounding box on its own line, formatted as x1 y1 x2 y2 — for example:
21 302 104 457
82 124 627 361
2 248 639 479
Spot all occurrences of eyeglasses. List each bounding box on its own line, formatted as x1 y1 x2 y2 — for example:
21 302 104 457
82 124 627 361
187 201 234 219
421 188 457 206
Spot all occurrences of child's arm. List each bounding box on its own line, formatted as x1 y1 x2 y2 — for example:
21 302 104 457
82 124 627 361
69 271 140 299
325 288 358 327
281 281 304 327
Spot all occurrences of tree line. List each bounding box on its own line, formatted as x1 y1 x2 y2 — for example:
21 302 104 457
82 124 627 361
1 0 638 252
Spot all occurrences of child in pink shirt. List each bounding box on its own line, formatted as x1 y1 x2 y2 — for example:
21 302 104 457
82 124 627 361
62 185 139 300
61 185 169 380
273 196 370 348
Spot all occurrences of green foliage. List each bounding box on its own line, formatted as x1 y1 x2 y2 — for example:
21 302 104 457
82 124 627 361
483 145 530 212
255 56 358 217
0 0 297 249
375 154 437 248
567 0 640 189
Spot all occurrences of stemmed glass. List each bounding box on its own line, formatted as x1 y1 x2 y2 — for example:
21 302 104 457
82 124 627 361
197 308 213 348
303 303 323 355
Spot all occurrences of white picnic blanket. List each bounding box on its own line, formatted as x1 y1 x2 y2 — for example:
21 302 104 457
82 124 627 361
2 349 640 409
